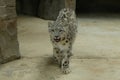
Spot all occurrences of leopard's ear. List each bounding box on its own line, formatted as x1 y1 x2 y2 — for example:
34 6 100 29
48 22 53 28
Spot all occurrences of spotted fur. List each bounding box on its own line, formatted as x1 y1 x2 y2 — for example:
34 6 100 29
48 8 77 74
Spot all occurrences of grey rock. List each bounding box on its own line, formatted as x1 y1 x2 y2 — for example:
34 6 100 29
0 0 20 64
0 19 20 64
0 0 15 6
16 0 76 20
0 6 16 19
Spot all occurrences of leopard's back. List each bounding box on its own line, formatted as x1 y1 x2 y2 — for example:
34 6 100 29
56 8 77 43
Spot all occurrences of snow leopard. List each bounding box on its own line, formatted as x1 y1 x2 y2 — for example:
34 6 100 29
48 8 77 74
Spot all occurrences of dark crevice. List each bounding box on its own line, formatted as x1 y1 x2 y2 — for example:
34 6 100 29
76 0 120 14
16 0 65 20
16 0 120 18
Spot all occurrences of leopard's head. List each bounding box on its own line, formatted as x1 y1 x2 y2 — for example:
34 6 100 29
48 22 68 42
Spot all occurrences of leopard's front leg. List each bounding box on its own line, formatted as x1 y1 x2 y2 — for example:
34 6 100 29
53 47 61 65
61 50 71 74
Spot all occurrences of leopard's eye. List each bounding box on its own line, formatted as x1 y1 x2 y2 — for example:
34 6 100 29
59 30 63 32
51 30 54 32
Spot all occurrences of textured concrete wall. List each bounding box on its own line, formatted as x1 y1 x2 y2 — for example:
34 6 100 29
0 0 20 64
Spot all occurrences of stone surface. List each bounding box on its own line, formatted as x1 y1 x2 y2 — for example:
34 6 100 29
0 0 20 64
5 0 16 7
18 15 120 58
16 0 76 20
0 57 120 80
0 7 16 19
0 15 120 80
0 0 16 19
0 19 20 64
0 48 3 63
38 0 65 20
0 0 5 6
65 0 76 10
0 0 16 6
38 0 76 20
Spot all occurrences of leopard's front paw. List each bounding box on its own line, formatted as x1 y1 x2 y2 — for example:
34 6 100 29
62 68 71 74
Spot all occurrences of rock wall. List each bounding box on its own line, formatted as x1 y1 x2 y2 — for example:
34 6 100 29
16 0 40 16
16 0 76 20
38 0 65 20
0 0 20 64
16 0 120 18
65 0 76 10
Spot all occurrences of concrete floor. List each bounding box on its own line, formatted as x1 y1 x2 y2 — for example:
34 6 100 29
0 15 120 80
